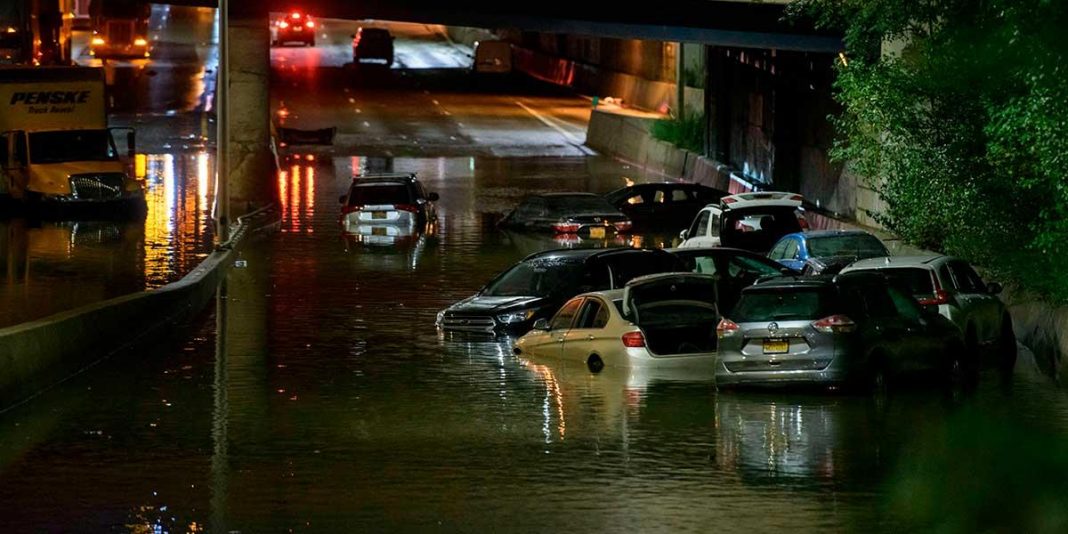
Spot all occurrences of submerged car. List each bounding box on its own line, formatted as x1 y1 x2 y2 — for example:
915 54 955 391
715 273 965 390
604 182 724 230
500 193 632 238
678 191 808 253
338 173 438 243
768 229 890 272
840 255 1015 367
514 273 720 372
668 247 797 315
437 248 682 335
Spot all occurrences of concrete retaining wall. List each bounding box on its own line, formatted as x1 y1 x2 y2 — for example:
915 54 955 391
0 207 272 411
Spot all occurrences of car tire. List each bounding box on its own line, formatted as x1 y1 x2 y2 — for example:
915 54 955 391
587 354 604 374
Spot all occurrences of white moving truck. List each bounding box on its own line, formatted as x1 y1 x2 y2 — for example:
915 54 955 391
0 66 144 211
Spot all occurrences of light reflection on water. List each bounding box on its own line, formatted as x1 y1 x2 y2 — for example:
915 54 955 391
1 156 1066 532
0 151 215 328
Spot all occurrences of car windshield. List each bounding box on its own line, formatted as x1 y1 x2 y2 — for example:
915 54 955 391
482 259 584 297
721 207 802 250
730 288 833 322
544 196 616 215
877 267 936 296
29 130 116 164
808 235 888 258
348 183 412 206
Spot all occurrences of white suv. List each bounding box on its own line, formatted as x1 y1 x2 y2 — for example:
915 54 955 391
840 255 1015 368
678 191 808 253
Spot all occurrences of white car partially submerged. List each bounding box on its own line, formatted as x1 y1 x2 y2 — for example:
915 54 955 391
513 273 721 372
678 191 808 253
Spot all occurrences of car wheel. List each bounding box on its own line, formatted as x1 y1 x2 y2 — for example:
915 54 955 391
587 354 604 374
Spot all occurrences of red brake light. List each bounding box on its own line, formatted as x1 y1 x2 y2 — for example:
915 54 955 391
278 21 289 29
394 204 419 213
716 318 740 338
613 220 633 233
722 197 738 205
291 12 301 19
341 204 361 215
917 289 949 306
622 331 646 348
811 315 857 333
305 20 315 28
790 194 804 202
552 222 581 234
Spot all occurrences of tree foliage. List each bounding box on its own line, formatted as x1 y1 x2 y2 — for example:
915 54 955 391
793 0 1068 301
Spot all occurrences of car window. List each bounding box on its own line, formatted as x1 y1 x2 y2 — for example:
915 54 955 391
550 298 583 330
575 299 609 329
672 189 692 202
948 262 986 293
348 183 412 206
693 256 718 275
938 264 954 291
604 254 677 288
710 212 721 237
689 210 710 238
888 287 924 322
653 189 667 203
783 239 800 260
482 259 585 297
625 193 645 205
731 288 833 322
856 284 897 319
768 240 788 260
878 267 937 297
727 255 782 277
807 234 889 259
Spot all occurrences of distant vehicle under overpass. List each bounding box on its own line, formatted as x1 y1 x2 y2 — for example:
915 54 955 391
159 0 843 52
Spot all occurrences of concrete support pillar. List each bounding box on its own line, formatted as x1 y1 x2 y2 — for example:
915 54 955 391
223 5 277 217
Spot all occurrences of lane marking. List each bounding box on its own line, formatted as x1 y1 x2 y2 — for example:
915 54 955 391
514 100 595 155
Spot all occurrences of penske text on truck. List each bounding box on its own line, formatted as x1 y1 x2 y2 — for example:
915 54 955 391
0 66 144 211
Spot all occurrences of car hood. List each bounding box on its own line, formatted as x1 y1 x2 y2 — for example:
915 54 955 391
445 294 551 315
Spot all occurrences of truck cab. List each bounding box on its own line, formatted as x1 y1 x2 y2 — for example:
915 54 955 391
0 67 144 210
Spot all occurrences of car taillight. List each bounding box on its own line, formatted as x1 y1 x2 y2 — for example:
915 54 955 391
789 194 804 202
278 21 289 29
811 315 857 333
722 197 738 205
291 11 302 19
917 289 949 306
341 204 362 215
305 20 315 28
552 222 581 234
716 318 740 338
394 204 419 213
613 220 633 233
622 331 646 348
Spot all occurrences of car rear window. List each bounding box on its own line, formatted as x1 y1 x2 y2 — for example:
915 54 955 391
730 288 834 323
808 234 888 259
544 196 617 215
349 183 412 206
878 268 936 296
723 208 802 236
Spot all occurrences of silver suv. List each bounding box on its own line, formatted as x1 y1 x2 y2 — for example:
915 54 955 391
840 256 1015 369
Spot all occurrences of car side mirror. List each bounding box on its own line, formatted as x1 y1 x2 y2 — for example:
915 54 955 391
533 318 550 331
338 194 347 204
678 229 689 240
988 282 1003 295
427 192 440 201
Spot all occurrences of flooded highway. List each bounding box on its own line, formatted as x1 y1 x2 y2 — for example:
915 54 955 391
2 154 1067 532
2 10 1068 534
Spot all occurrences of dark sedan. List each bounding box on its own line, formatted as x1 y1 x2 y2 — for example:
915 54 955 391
437 248 683 335
605 182 725 230
499 193 632 238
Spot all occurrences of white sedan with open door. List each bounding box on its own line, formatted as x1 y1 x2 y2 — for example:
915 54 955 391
513 273 721 372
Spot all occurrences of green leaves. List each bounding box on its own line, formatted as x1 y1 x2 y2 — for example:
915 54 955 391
799 0 1068 301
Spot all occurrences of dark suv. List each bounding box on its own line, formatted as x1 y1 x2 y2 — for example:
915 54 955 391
437 248 684 335
352 27 394 66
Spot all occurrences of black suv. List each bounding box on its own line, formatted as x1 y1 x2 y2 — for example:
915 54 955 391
437 248 684 334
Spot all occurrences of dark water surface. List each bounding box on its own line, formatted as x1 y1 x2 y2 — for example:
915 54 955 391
1 156 1066 533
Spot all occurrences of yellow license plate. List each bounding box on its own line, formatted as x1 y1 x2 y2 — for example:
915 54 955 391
589 227 606 239
763 339 789 354
372 211 387 219
371 227 388 236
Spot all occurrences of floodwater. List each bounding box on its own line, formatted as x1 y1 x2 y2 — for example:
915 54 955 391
2 156 1067 533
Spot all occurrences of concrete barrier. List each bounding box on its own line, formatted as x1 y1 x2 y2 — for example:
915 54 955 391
0 206 274 411
586 108 691 177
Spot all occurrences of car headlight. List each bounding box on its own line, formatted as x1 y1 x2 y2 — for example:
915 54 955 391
436 310 446 325
497 309 535 324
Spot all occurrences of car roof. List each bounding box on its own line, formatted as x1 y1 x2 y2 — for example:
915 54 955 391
533 192 599 198
520 247 668 263
720 191 803 210
799 229 878 239
843 255 947 270
351 173 416 183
